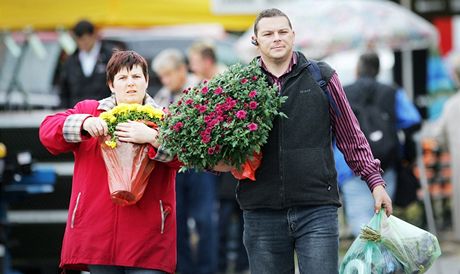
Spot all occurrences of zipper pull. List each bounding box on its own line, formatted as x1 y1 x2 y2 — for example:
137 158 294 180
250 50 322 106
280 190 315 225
160 200 171 234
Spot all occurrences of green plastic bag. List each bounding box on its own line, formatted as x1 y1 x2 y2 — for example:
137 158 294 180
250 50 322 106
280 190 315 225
340 210 441 274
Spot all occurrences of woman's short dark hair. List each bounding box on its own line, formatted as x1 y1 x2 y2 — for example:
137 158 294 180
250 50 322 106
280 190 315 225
253 8 292 35
106 50 149 85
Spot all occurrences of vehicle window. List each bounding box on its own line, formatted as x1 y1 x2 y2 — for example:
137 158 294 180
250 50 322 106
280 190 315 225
0 38 61 109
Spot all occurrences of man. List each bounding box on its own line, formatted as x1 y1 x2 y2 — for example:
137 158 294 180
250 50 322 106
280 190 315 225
59 19 115 108
338 52 422 237
152 49 219 274
216 8 392 274
187 40 226 81
151 49 197 107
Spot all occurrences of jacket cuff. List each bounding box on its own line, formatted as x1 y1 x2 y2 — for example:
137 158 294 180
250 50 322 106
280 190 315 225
364 172 386 192
63 114 91 143
150 145 175 163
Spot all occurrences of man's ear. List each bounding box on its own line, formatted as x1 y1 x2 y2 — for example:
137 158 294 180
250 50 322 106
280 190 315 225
251 36 259 46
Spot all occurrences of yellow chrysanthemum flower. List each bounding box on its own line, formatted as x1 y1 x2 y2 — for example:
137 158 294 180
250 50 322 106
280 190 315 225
152 108 164 119
109 115 116 123
99 103 163 149
105 140 117 148
99 112 110 120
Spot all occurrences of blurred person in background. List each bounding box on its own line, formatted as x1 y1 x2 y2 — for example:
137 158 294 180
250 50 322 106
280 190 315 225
59 19 114 108
151 49 197 107
216 173 249 274
434 55 460 240
152 49 219 274
338 51 422 237
187 41 248 274
214 8 393 274
40 50 180 274
187 40 226 81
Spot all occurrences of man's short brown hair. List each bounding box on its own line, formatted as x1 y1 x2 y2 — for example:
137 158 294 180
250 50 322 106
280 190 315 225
357 51 380 79
253 8 292 35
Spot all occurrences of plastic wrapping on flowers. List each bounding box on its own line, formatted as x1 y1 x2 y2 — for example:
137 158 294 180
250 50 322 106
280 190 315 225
339 210 441 274
160 61 287 173
99 138 156 206
99 103 163 206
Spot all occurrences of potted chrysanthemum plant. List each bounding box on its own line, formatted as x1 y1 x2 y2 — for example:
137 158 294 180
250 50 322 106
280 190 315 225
160 61 287 180
99 103 164 205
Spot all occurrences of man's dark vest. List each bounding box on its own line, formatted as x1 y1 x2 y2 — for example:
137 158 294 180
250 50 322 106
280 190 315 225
236 52 340 210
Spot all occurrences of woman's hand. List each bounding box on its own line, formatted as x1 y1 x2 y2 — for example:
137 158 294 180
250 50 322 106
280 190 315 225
213 161 234 172
82 117 108 137
115 121 159 146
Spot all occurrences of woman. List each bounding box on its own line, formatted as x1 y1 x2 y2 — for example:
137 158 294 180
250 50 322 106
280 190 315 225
39 50 180 273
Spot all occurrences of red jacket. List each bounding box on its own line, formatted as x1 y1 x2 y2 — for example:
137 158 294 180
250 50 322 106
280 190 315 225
39 100 180 273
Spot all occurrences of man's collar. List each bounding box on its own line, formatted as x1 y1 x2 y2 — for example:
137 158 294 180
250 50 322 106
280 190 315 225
258 51 298 78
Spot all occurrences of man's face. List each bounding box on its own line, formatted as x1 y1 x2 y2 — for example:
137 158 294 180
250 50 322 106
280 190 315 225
157 65 187 93
188 52 206 79
253 16 295 62
76 33 97 52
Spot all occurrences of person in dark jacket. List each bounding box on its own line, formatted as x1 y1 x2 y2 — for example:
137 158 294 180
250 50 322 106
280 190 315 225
338 52 421 237
59 19 115 108
214 8 392 274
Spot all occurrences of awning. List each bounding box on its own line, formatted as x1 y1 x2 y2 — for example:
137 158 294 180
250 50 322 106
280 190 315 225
0 0 256 32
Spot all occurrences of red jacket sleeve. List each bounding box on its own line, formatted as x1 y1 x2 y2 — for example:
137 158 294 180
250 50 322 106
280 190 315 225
147 146 183 170
39 100 99 155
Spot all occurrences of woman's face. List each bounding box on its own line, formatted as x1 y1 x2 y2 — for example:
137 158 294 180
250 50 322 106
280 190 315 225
110 65 148 104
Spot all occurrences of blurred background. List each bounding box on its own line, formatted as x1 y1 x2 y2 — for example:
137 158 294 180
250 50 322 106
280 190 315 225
1 0 460 273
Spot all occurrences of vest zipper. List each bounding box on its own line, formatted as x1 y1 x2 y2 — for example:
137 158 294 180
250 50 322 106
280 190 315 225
278 111 285 205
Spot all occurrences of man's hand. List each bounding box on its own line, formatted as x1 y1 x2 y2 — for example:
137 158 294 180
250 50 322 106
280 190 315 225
115 121 158 146
82 117 108 137
372 184 393 216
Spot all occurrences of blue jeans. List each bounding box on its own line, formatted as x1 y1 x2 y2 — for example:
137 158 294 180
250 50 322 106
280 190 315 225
176 170 218 274
88 265 166 274
243 205 339 274
341 167 396 237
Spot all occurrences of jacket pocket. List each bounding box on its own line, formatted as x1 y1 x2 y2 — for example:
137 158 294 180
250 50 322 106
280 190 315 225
70 192 81 229
159 200 171 234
